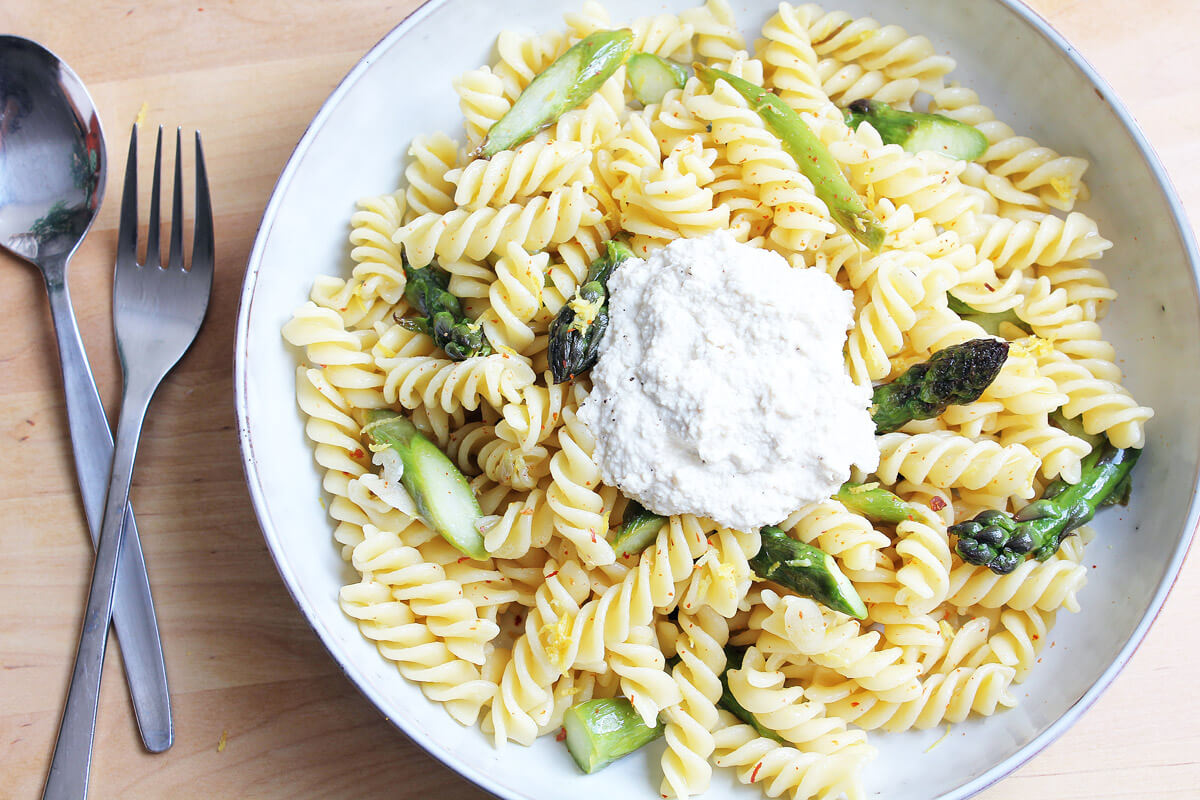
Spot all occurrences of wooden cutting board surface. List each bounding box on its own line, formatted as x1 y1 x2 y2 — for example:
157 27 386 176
1 1 1197 797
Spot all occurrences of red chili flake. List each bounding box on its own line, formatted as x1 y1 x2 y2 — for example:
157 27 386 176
457 556 470 563
546 570 559 579
750 762 763 784
1032 634 1039 640
984 282 995 292
350 448 365 459
591 531 598 543
556 728 567 742
929 496 947 512
850 701 860 707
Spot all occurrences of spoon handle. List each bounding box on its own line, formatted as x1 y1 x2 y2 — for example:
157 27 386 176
43 273 173 752
44 379 155 800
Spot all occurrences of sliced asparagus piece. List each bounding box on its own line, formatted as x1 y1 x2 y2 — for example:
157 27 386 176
609 502 668 559
548 239 635 383
947 294 1032 337
563 697 663 773
626 52 688 105
476 29 634 158
360 409 487 560
693 64 884 251
750 526 867 619
400 261 491 360
871 338 1010 434
951 440 1141 573
834 482 914 524
844 99 988 161
719 645 785 743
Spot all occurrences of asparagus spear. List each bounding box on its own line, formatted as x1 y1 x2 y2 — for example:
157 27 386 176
400 261 491 360
548 239 635 383
843 99 989 161
951 440 1141 574
626 53 688 105
947 294 1032 337
750 526 867 619
693 64 884 251
871 338 1010 434
563 697 663 773
360 409 488 560
834 482 914 524
609 501 668 559
475 29 634 158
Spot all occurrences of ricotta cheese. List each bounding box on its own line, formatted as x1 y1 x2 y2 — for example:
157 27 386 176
578 231 879 531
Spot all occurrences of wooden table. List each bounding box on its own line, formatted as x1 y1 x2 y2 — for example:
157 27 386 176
2 1 1197 797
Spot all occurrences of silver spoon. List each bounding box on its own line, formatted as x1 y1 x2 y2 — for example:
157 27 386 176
0 36 172 753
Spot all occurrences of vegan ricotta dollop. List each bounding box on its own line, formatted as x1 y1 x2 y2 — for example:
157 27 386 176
577 231 879 531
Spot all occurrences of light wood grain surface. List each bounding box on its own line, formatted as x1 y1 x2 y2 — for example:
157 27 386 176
2 1 1197 797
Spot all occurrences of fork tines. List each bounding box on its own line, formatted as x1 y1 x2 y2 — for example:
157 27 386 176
116 124 213 279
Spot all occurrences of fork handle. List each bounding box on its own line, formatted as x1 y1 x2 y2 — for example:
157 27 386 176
43 270 173 752
43 370 156 800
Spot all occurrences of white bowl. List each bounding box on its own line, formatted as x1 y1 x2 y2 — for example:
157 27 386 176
234 1 1200 798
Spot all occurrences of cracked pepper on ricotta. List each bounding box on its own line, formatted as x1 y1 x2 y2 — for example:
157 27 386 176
577 231 879 531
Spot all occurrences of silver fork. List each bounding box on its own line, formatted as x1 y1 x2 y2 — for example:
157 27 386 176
43 125 213 800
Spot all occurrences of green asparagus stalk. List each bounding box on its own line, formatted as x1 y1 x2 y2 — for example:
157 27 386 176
951 440 1141 574
563 697 663 773
626 52 688 105
475 30 634 158
400 261 491 360
834 482 914 524
548 239 635 383
750 526 867 619
360 409 488 560
719 645 785 742
693 64 884 251
609 501 668 559
947 294 1032 337
844 99 989 161
870 338 1010 434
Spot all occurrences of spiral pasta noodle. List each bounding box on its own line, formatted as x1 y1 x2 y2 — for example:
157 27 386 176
712 710 871 800
727 646 870 755
876 431 1040 498
660 607 729 800
687 76 836 253
397 182 602 267
446 139 593 210
931 85 1090 212
547 403 618 568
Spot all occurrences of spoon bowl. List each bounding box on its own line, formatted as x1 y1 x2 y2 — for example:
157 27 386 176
0 34 173 758
0 35 103 269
